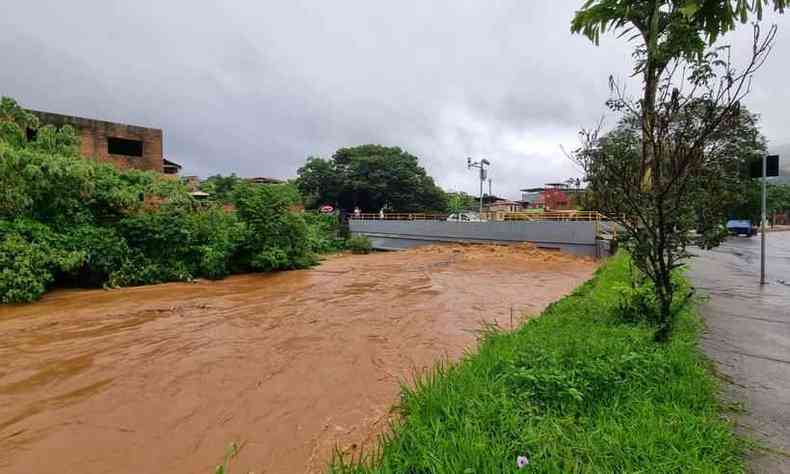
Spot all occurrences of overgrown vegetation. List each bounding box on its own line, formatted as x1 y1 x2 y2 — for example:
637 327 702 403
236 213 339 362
571 0 787 341
0 97 343 303
331 253 744 473
346 235 373 254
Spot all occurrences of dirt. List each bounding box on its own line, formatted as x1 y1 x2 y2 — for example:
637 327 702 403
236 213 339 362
0 244 597 474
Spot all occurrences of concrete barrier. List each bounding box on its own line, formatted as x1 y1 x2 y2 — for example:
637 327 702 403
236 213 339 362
350 219 607 257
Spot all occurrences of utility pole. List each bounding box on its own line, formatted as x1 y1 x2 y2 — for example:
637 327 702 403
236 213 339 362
761 154 767 285
467 157 491 216
488 179 492 197
750 155 778 285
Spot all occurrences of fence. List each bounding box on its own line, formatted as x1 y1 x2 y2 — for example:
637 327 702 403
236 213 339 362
348 210 617 241
349 210 606 222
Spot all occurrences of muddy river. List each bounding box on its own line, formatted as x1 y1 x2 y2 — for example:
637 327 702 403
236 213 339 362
0 244 597 473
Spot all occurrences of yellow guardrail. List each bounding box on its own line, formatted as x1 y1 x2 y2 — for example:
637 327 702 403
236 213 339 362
349 211 618 239
349 211 608 222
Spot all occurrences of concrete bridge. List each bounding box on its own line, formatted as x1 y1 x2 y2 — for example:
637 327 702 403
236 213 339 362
349 218 613 257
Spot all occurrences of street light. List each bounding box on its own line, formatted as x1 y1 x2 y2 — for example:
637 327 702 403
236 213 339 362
467 157 491 216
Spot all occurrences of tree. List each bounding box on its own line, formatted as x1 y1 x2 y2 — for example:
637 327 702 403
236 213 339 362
296 145 447 212
200 174 244 203
571 1 785 340
446 191 477 215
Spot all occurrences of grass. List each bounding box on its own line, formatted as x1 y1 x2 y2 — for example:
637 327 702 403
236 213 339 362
330 253 745 473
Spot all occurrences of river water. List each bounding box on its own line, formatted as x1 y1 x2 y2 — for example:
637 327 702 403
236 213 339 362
0 244 596 473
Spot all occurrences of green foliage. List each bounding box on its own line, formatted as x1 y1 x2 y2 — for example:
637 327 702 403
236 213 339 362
233 182 317 271
303 212 346 253
0 219 85 303
213 442 240 474
572 0 787 66
731 181 790 222
571 1 784 341
296 145 447 212
331 254 744 473
346 235 373 254
0 97 340 303
446 191 477 214
200 174 244 203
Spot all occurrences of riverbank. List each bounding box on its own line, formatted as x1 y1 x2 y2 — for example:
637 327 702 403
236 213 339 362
332 253 745 473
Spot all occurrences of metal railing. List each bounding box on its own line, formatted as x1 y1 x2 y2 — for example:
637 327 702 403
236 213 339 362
348 210 618 239
349 213 449 221
348 210 607 222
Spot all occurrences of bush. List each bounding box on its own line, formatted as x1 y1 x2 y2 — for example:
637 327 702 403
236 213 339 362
234 182 317 271
303 212 346 253
346 235 372 254
0 219 84 303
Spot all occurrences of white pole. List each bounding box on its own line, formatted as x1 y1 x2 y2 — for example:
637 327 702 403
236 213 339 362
761 154 767 285
479 167 484 216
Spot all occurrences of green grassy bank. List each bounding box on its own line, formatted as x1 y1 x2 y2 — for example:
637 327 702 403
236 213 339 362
331 253 743 473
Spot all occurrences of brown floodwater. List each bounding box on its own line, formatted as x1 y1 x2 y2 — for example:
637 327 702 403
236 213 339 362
0 244 597 474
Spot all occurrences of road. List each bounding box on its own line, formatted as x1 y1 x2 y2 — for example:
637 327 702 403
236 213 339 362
688 232 790 473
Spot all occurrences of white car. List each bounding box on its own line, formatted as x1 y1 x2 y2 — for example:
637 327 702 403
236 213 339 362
446 212 484 222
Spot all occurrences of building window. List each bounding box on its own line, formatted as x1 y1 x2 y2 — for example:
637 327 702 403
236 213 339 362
107 137 143 157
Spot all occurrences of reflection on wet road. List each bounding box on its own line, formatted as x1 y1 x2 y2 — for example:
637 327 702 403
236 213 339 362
0 244 596 474
688 232 790 473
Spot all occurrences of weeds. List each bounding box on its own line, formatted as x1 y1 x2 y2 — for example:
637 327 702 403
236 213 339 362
347 235 373 254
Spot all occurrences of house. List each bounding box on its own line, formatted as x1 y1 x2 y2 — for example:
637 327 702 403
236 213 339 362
520 183 580 210
247 177 284 185
28 110 181 174
481 195 522 212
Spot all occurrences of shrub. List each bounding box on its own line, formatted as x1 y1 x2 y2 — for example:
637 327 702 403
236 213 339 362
346 235 372 254
0 219 85 303
303 212 345 253
233 182 317 271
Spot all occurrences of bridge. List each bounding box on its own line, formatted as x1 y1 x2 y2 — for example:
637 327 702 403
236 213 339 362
349 212 616 257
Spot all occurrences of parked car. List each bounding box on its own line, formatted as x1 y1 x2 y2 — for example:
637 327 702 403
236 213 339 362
446 212 484 222
726 219 757 236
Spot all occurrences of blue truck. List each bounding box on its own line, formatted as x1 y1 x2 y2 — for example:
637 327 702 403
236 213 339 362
726 219 757 236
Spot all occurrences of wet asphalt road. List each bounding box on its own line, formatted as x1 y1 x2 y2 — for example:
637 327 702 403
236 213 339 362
688 232 790 473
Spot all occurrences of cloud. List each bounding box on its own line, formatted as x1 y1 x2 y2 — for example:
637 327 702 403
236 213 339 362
2 0 789 199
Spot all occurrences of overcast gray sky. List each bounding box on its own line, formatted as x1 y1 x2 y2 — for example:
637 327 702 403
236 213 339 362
2 1 788 198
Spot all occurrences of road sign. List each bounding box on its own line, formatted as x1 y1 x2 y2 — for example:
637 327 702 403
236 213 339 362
750 155 779 178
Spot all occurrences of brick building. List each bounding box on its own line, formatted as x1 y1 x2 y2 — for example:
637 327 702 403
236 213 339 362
29 110 174 173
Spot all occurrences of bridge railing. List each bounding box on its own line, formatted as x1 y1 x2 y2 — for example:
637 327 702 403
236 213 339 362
349 210 608 222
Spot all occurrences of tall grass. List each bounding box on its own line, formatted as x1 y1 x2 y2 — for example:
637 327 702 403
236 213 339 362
331 253 744 473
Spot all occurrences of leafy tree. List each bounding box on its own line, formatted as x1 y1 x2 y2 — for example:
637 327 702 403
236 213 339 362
200 174 244 203
296 145 447 212
732 181 790 222
233 182 316 271
446 191 477 214
571 0 785 340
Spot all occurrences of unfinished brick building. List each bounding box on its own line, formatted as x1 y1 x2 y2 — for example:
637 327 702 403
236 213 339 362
29 110 171 173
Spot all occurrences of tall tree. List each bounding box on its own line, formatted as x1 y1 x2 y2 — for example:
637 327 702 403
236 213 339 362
296 145 447 212
571 1 785 340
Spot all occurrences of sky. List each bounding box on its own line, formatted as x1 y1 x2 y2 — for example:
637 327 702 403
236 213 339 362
2 1 789 199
